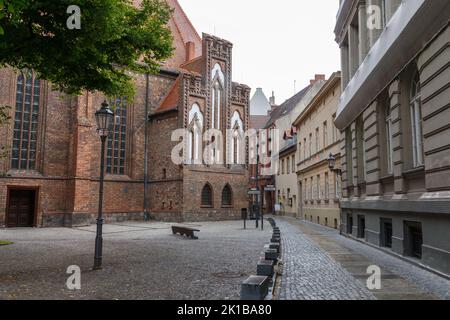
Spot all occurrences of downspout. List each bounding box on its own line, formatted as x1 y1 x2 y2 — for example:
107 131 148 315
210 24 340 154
143 74 150 221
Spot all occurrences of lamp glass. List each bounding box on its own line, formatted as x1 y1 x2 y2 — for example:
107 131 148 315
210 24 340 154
95 101 114 137
327 153 336 170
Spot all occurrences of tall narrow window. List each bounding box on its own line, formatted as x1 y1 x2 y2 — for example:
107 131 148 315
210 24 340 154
222 184 232 207
230 111 243 165
201 184 213 207
292 155 295 173
385 97 394 174
323 121 328 148
11 70 40 170
309 133 312 157
315 128 320 153
381 0 388 27
332 114 338 143
325 172 329 200
211 63 225 131
303 138 307 159
212 82 222 130
298 142 302 162
187 104 204 164
317 175 321 200
287 156 290 174
410 71 423 167
107 97 127 174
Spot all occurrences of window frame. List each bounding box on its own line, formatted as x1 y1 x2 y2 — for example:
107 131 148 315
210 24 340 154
201 183 214 208
106 96 129 175
11 70 41 171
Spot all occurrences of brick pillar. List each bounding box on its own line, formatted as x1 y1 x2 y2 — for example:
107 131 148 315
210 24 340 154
66 93 96 227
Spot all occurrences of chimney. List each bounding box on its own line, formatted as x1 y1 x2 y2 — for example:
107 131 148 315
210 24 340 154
269 91 276 106
185 41 195 62
310 74 326 85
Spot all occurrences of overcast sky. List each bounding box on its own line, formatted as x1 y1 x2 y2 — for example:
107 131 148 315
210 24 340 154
178 0 341 104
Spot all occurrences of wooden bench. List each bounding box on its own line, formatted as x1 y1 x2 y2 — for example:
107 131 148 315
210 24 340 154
172 226 200 240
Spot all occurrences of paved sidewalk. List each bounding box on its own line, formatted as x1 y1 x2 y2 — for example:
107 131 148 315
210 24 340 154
276 216 449 300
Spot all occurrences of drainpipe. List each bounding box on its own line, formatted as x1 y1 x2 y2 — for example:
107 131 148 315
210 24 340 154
143 74 150 221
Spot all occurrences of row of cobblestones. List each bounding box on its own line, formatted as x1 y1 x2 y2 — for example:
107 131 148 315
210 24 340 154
277 219 376 300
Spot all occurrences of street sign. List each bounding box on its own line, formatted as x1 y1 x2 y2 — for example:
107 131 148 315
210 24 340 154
248 189 261 195
264 185 276 192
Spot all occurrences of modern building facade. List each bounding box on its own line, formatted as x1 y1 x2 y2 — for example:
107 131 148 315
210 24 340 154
334 0 450 275
0 0 250 227
294 72 342 229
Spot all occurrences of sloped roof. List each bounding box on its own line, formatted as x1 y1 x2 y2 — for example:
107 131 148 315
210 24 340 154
163 0 202 68
154 76 181 114
250 115 270 130
264 85 311 128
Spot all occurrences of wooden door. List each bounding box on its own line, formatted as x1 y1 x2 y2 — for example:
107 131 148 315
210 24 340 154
7 190 35 227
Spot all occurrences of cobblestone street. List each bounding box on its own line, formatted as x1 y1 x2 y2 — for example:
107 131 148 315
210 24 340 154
0 221 270 300
276 217 449 300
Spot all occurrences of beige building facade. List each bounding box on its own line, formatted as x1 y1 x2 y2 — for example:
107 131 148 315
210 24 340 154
277 131 298 217
272 76 326 217
335 0 450 276
294 72 342 229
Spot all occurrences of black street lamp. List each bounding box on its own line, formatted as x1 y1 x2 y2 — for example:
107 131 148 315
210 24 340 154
327 152 343 235
93 101 114 270
327 153 342 176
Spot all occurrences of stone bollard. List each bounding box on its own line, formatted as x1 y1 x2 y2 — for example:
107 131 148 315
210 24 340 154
257 260 274 277
269 242 280 253
241 276 270 300
264 248 278 261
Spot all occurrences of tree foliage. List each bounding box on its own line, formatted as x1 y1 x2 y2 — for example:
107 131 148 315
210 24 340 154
0 0 174 97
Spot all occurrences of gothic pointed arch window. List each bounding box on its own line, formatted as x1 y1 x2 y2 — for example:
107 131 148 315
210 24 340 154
410 69 423 168
230 111 244 165
221 184 233 207
188 103 204 164
201 183 213 207
211 63 225 130
107 96 128 175
11 70 41 170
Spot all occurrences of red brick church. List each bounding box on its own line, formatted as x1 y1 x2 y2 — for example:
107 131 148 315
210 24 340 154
0 0 250 227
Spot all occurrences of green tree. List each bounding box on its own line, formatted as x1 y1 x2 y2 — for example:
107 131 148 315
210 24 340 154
0 0 174 97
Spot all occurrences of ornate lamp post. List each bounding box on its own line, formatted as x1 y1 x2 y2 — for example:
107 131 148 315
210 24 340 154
327 153 342 176
93 101 114 270
327 152 343 235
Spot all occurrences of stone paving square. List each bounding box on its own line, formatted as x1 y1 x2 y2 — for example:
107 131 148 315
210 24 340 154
0 221 270 300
